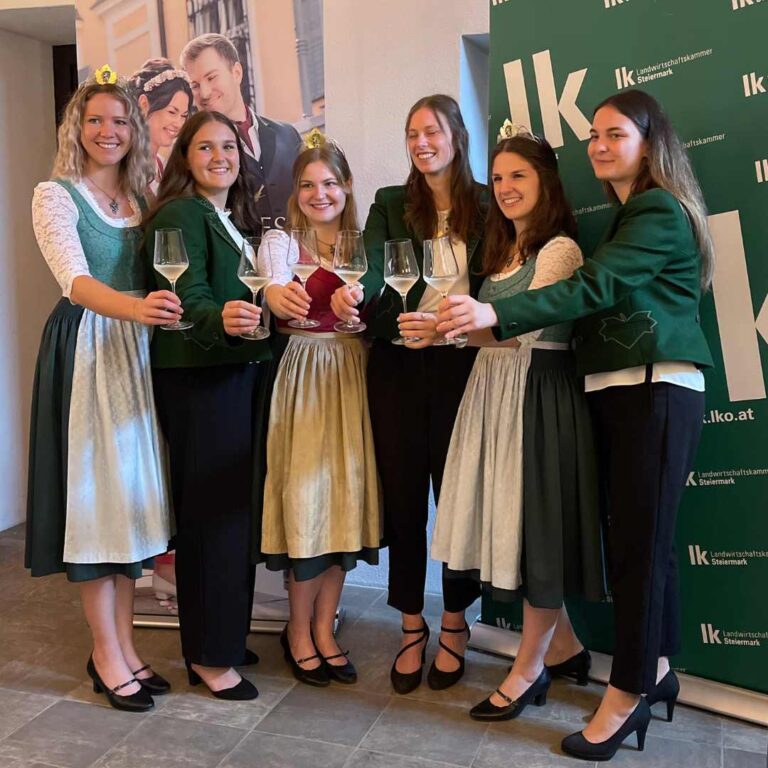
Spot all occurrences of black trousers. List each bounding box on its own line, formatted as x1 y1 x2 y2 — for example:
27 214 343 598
153 363 259 667
367 340 481 615
588 378 704 694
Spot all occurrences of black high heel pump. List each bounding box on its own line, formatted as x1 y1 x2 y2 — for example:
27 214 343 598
86 655 153 713
390 621 430 695
646 669 679 722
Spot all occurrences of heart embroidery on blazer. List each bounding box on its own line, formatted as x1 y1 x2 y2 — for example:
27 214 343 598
598 310 658 349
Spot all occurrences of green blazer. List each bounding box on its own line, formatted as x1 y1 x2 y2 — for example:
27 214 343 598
144 195 271 368
360 184 486 341
491 188 713 376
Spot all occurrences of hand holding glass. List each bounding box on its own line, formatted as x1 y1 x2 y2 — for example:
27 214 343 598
153 228 193 331
237 236 271 341
287 229 321 328
332 230 368 334
423 235 464 346
384 238 420 346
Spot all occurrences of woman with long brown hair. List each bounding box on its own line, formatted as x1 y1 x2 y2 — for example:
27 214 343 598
438 89 713 760
331 94 485 694
432 129 603 721
224 137 380 687
143 109 267 701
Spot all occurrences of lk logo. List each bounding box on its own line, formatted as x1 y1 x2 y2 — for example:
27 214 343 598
688 545 710 565
503 50 591 148
605 0 629 6
701 623 722 645
743 72 766 97
732 0 765 8
756 159 768 183
615 66 635 89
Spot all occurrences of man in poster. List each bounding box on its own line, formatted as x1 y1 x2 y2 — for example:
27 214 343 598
181 33 302 229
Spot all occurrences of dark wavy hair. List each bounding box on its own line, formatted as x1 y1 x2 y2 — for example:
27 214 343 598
403 94 482 243
482 136 577 275
593 89 714 290
142 110 260 234
128 58 194 117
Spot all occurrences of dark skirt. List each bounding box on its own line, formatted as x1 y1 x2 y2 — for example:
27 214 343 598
25 299 150 583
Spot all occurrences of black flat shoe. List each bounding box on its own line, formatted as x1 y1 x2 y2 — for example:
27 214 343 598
546 648 591 686
391 621 430 695
132 664 171 695
469 667 551 721
185 662 259 700
646 669 679 722
240 649 260 666
321 650 357 684
87 656 154 713
561 697 650 761
427 620 470 690
280 626 330 687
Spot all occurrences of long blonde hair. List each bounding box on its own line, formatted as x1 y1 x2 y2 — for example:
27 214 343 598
52 81 154 195
594 90 714 290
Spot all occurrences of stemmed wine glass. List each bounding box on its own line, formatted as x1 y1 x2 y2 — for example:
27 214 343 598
384 238 420 345
332 230 368 334
237 235 271 341
153 228 194 331
423 234 464 346
287 229 321 329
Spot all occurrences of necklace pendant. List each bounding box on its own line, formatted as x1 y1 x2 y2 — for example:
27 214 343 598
109 199 119 215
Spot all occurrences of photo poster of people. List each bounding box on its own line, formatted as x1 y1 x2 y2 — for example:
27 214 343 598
74 0 325 626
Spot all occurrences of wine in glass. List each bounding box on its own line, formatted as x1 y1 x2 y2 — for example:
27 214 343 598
154 228 194 331
423 234 463 346
287 229 320 329
237 235 271 341
383 238 420 346
332 230 368 334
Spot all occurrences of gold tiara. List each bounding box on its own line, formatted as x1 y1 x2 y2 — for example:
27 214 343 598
93 64 119 85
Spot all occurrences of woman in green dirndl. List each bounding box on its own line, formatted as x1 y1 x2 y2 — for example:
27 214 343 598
26 67 181 712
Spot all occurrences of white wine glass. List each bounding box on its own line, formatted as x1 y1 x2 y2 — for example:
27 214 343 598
154 228 194 331
287 229 321 329
423 235 464 346
384 238 420 346
332 230 368 334
237 235 271 341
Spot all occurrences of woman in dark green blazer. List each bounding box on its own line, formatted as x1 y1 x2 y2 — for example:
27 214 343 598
439 90 714 761
143 111 269 701
332 94 485 695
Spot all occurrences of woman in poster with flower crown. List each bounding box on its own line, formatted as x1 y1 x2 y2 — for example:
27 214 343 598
25 67 181 713
223 132 380 687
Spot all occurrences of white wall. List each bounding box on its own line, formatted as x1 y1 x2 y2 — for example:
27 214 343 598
0 27 61 531
324 0 489 218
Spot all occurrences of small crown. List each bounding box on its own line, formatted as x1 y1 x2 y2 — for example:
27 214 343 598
141 68 190 93
304 128 327 150
497 119 537 144
94 64 119 85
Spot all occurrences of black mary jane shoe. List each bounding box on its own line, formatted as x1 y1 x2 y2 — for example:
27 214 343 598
87 656 154 713
239 649 260 666
561 697 650 761
321 650 358 685
390 621 430 695
185 662 259 700
427 620 470 690
546 648 591 686
646 669 679 722
469 667 551 721
133 664 171 695
280 626 330 687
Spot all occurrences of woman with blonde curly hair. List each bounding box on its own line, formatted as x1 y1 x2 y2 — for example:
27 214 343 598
25 69 182 713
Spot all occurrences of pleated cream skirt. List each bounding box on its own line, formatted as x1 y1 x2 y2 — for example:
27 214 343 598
262 332 382 559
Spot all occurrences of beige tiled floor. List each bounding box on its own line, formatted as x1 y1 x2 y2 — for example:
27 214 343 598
0 524 766 768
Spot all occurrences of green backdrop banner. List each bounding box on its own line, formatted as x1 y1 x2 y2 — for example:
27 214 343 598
484 0 768 694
